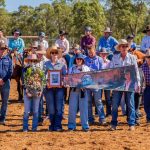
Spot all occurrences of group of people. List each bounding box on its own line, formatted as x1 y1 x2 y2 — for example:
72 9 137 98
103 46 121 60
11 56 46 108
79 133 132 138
0 24 150 132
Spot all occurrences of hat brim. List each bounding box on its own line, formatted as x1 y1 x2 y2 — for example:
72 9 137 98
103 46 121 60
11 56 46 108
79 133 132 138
36 50 46 55
143 29 150 33
104 30 112 33
24 58 40 63
46 47 62 59
115 43 129 51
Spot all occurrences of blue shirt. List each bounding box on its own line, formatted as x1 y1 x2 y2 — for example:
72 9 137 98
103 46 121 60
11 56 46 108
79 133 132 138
0 55 13 82
85 55 103 71
8 37 25 54
44 60 67 76
130 42 136 49
97 36 118 52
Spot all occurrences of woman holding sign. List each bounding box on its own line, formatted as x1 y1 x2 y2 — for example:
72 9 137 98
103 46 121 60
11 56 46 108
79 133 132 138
68 54 91 132
44 45 67 131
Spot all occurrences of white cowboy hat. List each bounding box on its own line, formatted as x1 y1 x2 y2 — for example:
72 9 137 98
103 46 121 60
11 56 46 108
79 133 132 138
115 39 129 51
104 27 112 33
46 45 62 59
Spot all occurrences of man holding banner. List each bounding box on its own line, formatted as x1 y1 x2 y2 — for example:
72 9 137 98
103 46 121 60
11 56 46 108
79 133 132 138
109 39 141 131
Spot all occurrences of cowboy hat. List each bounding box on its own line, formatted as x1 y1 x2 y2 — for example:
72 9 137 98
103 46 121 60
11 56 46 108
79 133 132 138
24 54 40 63
59 30 68 36
72 44 81 51
143 25 150 33
36 44 46 55
145 50 150 58
31 41 38 48
39 32 45 37
126 34 135 40
46 45 62 59
98 48 110 54
115 39 129 51
104 27 112 33
85 26 92 31
75 53 85 64
12 29 22 36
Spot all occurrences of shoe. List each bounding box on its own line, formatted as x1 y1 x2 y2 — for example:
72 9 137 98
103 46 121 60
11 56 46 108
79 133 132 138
62 116 68 120
138 113 143 118
129 126 135 131
55 128 63 132
99 120 107 126
48 126 54 131
109 125 116 131
0 118 5 125
147 120 150 124
23 129 28 132
89 121 95 126
106 114 111 117
68 128 75 131
82 128 89 132
135 120 140 126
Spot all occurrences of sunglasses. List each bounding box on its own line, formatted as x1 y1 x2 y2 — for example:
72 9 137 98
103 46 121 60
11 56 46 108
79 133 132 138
0 48 7 51
50 52 58 55
121 45 128 48
76 58 83 61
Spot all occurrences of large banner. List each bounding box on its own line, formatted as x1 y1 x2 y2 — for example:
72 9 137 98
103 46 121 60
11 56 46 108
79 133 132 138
63 65 138 92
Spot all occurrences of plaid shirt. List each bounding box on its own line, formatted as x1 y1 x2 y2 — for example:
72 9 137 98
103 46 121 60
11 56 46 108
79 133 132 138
142 61 150 85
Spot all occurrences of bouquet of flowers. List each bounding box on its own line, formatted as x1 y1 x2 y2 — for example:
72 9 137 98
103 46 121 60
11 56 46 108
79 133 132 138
24 67 46 97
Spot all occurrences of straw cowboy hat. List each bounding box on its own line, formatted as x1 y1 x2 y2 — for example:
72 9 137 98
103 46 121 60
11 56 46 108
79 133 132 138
145 50 150 58
36 44 46 55
104 27 112 33
115 39 129 51
24 54 40 63
46 45 62 59
143 25 150 33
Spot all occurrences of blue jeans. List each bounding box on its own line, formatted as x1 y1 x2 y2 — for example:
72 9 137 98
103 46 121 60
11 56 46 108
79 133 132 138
38 94 44 121
44 88 64 131
23 92 41 131
87 89 105 123
144 86 150 121
104 90 111 115
68 89 89 129
0 80 10 121
111 91 135 126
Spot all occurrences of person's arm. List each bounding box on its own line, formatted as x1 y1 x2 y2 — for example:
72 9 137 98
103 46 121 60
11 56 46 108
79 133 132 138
141 37 147 52
63 40 69 54
18 38 25 54
2 58 13 82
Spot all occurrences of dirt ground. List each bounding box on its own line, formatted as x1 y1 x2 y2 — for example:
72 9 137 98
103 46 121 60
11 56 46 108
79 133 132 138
0 80 150 150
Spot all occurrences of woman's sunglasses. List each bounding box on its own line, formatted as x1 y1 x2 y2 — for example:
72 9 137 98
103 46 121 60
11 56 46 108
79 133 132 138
50 52 58 55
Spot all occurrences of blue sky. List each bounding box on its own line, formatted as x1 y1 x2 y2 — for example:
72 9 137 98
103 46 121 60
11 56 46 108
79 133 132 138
5 0 52 12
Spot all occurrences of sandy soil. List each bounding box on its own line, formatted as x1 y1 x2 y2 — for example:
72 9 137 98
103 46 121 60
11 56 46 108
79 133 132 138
0 80 150 150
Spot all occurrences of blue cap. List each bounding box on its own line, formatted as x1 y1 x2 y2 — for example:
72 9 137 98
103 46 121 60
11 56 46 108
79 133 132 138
76 54 85 62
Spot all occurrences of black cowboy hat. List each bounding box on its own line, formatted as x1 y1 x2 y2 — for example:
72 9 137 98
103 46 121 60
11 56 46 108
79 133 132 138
59 30 68 36
143 25 150 33
126 34 135 40
12 29 22 36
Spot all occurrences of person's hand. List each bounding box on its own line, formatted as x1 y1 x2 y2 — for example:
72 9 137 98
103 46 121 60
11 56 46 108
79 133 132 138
0 79 4 86
135 85 141 93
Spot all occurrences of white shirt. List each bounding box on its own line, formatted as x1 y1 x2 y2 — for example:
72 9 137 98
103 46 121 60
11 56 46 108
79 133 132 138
38 40 49 50
55 38 69 54
141 35 150 52
102 59 110 69
110 53 141 86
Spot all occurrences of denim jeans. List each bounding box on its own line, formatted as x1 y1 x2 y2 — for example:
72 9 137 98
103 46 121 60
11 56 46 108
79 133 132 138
87 89 105 123
144 86 150 121
0 80 10 121
23 92 41 131
68 89 89 129
44 88 64 131
120 94 126 115
111 91 135 126
38 94 44 121
104 90 111 115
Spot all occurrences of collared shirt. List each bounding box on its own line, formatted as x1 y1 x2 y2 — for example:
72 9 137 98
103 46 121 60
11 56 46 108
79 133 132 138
80 35 96 50
85 55 103 71
38 40 49 50
0 55 13 82
142 61 150 85
97 36 118 52
8 37 25 54
44 60 67 77
55 38 69 54
69 64 90 74
141 35 150 52
110 53 141 86
102 59 110 69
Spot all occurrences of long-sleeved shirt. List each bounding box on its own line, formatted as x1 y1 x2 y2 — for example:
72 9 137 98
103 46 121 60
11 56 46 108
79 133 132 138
97 36 118 52
0 55 13 82
84 55 103 71
8 37 25 54
80 35 96 50
38 40 49 50
55 38 69 54
109 53 141 86
142 61 150 85
141 35 150 52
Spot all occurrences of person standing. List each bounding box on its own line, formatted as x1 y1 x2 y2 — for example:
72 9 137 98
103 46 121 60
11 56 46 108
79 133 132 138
85 47 106 125
142 50 150 124
141 25 150 53
80 26 96 56
0 42 13 125
109 39 141 131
